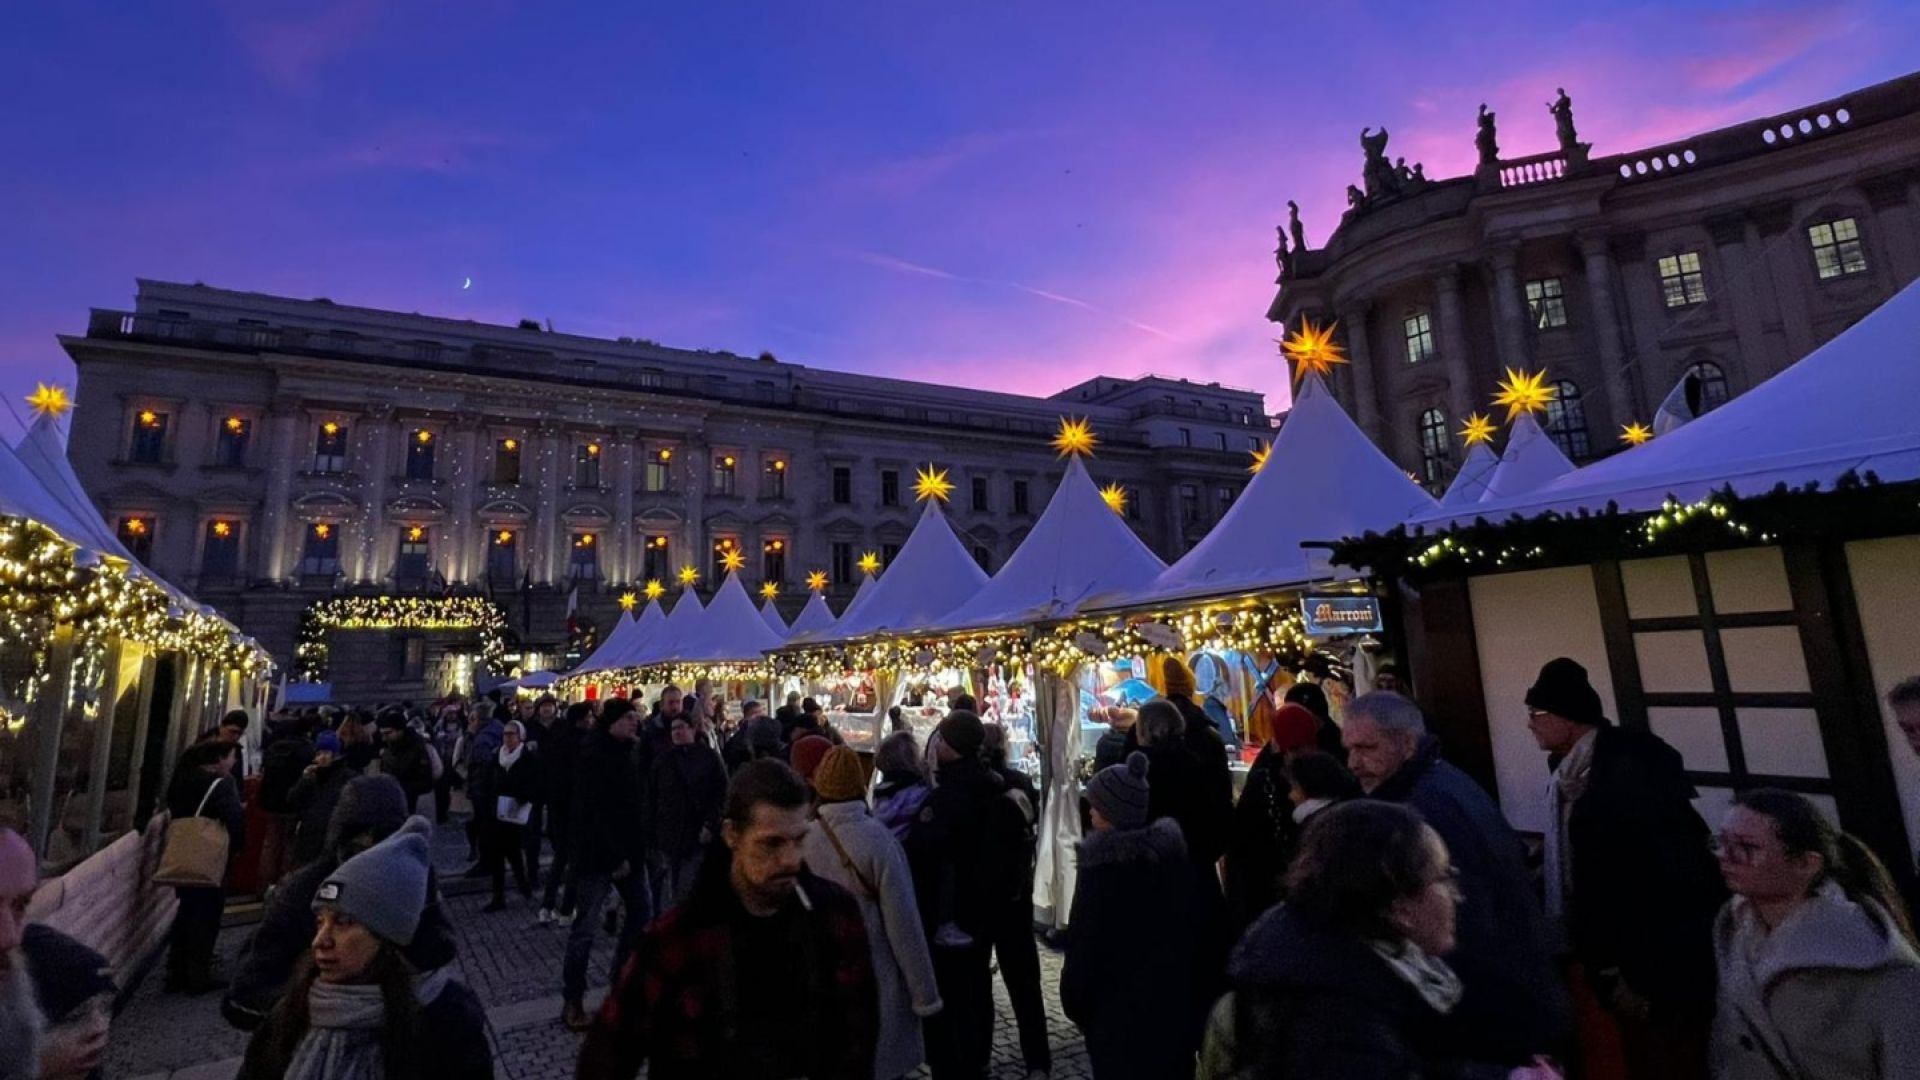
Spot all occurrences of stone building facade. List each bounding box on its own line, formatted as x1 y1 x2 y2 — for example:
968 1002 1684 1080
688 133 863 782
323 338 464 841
60 281 1269 692
1272 70 1920 488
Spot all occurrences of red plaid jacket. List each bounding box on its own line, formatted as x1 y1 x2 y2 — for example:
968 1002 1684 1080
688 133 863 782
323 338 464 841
577 865 878 1079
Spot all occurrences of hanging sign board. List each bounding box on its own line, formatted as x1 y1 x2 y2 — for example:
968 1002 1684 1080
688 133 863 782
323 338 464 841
1299 594 1383 637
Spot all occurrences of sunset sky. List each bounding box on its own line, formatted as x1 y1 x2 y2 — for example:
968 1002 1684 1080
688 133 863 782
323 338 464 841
2 2 1916 432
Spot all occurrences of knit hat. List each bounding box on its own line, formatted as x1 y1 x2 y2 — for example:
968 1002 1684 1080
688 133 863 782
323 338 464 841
1155 655 1197 700
315 815 433 946
1525 657 1606 727
1086 751 1152 830
1270 703 1322 754
323 773 409 856
812 746 868 803
746 714 782 756
934 710 986 760
374 708 407 731
789 734 834 780
315 730 342 754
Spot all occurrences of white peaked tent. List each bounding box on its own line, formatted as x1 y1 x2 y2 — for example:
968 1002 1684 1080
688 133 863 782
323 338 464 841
626 588 705 668
1425 277 1920 525
572 610 639 674
787 590 837 637
810 499 989 643
928 455 1166 633
1477 413 1575 506
1109 371 1438 607
759 597 790 639
674 573 787 663
1440 440 1500 508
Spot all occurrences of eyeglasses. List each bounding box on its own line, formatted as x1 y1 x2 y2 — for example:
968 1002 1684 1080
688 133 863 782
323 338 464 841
1526 709 1552 720
1709 834 1773 865
1421 865 1464 900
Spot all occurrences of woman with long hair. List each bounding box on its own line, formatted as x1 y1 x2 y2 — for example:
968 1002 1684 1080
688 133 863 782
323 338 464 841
239 817 490 1080
1710 788 1920 1079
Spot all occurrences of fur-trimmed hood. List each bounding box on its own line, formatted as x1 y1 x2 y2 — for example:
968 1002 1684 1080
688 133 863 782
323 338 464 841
1077 816 1186 870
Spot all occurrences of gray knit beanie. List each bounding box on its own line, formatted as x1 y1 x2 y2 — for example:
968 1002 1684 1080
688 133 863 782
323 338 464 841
315 815 432 946
1086 751 1151 830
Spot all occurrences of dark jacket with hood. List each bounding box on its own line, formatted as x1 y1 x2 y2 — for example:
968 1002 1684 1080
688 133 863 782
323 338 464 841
644 743 727 859
223 776 458 1031
286 755 359 868
257 732 315 813
379 726 436 801
1370 738 1568 1064
1061 818 1205 1079
570 730 645 877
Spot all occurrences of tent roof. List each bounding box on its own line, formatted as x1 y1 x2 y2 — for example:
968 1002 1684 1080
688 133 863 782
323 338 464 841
627 589 704 667
925 455 1166 634
1478 413 1575 504
1102 372 1437 608
759 597 790 639
804 499 989 644
601 599 667 670
1418 278 1920 526
1439 441 1500 508
572 610 639 674
671 573 787 662
787 591 837 637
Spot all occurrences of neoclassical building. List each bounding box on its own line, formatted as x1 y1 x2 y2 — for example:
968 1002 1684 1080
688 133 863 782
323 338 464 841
1272 70 1920 488
60 281 1268 695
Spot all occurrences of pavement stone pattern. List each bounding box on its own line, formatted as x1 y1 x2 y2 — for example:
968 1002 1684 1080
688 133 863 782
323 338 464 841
107 816 1093 1079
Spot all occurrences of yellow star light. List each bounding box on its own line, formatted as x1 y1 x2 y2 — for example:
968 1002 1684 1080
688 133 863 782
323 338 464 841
857 551 882 575
1248 443 1272 475
1280 317 1348 383
26 383 70 418
1493 368 1556 422
913 464 954 502
618 591 638 611
806 570 830 591
1620 421 1654 446
677 564 700 586
1052 417 1098 458
1098 482 1129 515
760 582 780 600
1459 413 1497 446
721 548 746 573
644 579 666 600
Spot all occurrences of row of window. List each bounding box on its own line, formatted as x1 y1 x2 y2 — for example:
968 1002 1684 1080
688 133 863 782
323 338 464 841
1173 430 1268 452
1392 217 1873 366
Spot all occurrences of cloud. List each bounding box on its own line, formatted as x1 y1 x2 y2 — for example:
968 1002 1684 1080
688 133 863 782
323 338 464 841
842 249 1175 341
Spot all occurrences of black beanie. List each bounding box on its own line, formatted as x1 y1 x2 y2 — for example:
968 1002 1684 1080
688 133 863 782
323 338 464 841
935 710 986 759
1525 657 1605 727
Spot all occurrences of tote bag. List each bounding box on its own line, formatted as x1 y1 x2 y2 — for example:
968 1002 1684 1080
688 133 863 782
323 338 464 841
153 778 233 887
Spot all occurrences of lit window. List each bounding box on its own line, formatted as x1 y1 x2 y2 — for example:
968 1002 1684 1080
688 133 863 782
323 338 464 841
711 454 737 496
643 535 671 582
117 516 155 562
570 533 599 580
1658 252 1709 308
395 526 431 582
1808 217 1868 279
710 538 741 582
202 520 239 577
215 416 251 466
1404 312 1436 364
1544 380 1591 460
645 448 672 492
406 430 436 480
488 529 517 581
314 421 347 473
575 443 602 487
762 538 787 583
1526 278 1568 329
130 410 169 464
764 458 788 499
1418 408 1451 486
302 522 340 576
493 438 522 485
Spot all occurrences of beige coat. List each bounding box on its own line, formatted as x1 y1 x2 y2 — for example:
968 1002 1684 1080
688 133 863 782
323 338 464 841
1712 881 1920 1079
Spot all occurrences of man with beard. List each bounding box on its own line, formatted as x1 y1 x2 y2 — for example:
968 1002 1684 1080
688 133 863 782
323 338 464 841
0 829 47 1080
578 760 877 1079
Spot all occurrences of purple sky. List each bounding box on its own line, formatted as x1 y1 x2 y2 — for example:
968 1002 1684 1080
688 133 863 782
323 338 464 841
3 2 1916 433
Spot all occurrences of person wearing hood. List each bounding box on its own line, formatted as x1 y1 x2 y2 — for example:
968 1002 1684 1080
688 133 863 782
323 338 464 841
1224 701 1326 935
644 710 728 915
1524 657 1725 1077
481 720 538 911
1710 788 1920 1080
224 774 458 1031
1061 751 1204 1079
237 817 492 1080
1202 800 1549 1080
803 746 944 1079
287 730 358 869
871 732 931 843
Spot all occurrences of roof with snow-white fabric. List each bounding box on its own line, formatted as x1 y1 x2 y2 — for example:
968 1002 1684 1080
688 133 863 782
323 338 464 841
626 589 704 667
787 591 837 637
799 499 988 644
1418 277 1920 527
1440 440 1500 508
669 573 787 662
1478 413 1575 505
923 455 1165 634
759 598 790 638
1099 372 1437 608
572 610 639 674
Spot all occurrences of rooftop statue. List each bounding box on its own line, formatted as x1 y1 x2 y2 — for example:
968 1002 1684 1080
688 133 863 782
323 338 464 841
1549 87 1578 154
1476 103 1500 165
1287 199 1307 252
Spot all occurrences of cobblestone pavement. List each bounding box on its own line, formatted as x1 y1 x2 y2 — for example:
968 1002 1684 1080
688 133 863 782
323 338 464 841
108 816 1092 1079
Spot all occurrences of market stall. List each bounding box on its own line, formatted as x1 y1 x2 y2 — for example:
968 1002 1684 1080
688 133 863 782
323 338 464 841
635 565 788 713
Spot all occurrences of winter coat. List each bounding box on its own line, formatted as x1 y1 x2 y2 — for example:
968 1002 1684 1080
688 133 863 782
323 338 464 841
1170 695 1235 866
1561 725 1725 1017
540 721 585 818
237 970 492 1080
1141 742 1228 872
904 756 1006 939
1711 882 1920 1080
1092 725 1136 774
1214 904 1511 1080
577 860 878 1080
484 749 541 818
258 734 315 814
1224 744 1298 936
871 773 931 844
286 758 357 869
380 729 435 802
643 744 727 859
166 766 246 853
803 800 944 1080
1061 818 1205 1079
1369 737 1567 1064
569 732 644 877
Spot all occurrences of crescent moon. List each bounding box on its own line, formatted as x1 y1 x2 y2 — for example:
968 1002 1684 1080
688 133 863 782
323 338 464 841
462 277 473 289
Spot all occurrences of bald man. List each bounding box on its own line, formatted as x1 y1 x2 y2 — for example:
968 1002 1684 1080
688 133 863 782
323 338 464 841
1 829 46 1079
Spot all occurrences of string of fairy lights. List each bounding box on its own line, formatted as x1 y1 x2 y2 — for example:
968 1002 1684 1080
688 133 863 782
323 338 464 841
295 595 510 682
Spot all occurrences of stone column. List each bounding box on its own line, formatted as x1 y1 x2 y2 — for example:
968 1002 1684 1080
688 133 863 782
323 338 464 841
684 432 709 586
1702 214 1781 386
356 406 393 584
1487 247 1530 370
1578 233 1637 426
449 414 482 585
1336 304 1383 443
1862 175 1920 288
613 430 637 584
534 422 562 586
257 401 303 582
1433 268 1476 425
1755 206 1816 361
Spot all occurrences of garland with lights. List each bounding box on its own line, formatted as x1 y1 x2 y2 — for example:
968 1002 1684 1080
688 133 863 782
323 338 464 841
295 594 510 681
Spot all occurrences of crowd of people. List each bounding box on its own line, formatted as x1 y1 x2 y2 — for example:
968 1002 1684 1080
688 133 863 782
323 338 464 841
6 659 1920 1079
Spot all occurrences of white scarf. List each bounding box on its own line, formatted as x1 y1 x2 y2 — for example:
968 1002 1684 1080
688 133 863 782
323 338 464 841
497 722 526 770
1291 797 1334 825
1370 938 1465 1015
1542 728 1598 933
284 967 450 1080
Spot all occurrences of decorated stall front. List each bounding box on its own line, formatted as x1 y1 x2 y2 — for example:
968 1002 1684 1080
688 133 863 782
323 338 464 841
1336 278 1920 888
557 584 667 699
624 564 788 713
